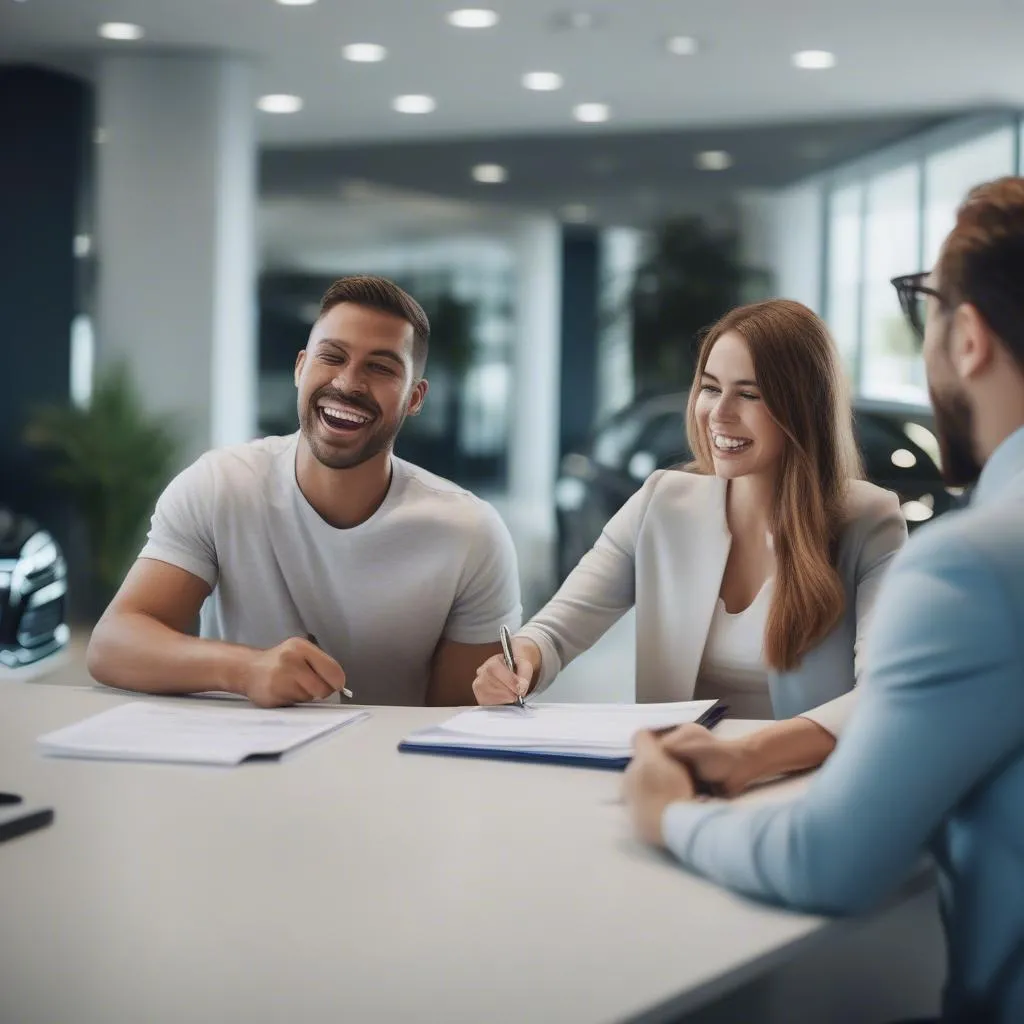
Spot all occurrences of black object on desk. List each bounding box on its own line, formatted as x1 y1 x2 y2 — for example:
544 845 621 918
0 792 54 844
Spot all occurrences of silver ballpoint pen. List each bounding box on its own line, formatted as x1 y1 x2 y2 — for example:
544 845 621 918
499 625 526 709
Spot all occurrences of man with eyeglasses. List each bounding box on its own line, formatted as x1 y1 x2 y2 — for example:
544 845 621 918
624 176 1024 1024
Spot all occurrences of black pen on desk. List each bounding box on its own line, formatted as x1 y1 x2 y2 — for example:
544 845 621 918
499 625 526 709
305 633 354 701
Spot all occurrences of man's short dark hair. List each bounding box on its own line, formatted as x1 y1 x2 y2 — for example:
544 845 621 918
939 176 1024 371
319 275 430 376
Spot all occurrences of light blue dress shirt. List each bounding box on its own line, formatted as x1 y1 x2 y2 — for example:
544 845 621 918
662 425 1024 1022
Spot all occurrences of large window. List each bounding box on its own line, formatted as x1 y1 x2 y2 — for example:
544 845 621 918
923 127 1016 267
861 164 925 403
818 116 1021 410
825 184 863 381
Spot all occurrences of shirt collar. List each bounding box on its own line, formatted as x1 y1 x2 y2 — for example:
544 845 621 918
973 424 1024 506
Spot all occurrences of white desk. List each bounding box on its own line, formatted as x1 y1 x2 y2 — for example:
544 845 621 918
0 680 933 1024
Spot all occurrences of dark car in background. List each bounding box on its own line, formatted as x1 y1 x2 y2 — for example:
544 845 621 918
554 392 960 582
0 507 69 669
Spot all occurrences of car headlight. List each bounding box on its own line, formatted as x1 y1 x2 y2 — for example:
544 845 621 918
10 532 59 597
900 497 935 523
20 533 58 575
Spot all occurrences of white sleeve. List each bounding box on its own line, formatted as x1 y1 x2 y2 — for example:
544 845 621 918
442 502 522 644
138 456 219 588
517 473 661 691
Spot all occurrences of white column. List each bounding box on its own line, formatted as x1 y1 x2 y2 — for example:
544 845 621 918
737 185 824 313
597 227 641 418
95 54 256 463
508 217 562 602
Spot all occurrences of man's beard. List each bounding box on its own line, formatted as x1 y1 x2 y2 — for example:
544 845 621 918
929 383 981 488
300 387 403 471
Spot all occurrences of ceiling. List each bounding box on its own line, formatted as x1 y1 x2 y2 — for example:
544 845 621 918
3 0 1024 145
259 112 949 228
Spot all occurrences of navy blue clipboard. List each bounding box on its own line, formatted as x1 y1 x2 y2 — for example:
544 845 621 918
398 703 728 772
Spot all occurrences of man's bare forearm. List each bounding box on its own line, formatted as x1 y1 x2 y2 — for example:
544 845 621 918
87 611 253 696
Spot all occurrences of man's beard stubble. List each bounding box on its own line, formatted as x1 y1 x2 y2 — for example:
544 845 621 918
301 385 404 471
929 383 982 488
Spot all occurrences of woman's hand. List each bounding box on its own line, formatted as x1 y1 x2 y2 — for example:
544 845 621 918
472 637 542 705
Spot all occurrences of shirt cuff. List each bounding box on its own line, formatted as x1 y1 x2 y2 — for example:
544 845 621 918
798 689 858 739
138 543 217 589
514 625 562 694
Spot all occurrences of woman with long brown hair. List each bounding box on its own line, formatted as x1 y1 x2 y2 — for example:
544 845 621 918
473 299 907 791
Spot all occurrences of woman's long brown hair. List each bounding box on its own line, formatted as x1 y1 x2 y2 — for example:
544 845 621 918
685 299 863 671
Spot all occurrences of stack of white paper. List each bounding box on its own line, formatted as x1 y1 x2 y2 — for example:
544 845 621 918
38 701 368 766
401 701 719 762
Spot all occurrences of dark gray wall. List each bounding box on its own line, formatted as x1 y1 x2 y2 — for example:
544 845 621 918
559 227 600 456
0 66 90 612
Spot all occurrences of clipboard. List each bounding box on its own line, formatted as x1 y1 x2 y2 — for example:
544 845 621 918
398 702 728 771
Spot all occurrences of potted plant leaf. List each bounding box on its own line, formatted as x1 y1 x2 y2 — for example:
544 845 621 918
24 362 182 616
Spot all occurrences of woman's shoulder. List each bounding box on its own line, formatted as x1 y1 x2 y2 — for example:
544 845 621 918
841 478 903 523
629 467 725 525
645 466 723 501
837 480 906 556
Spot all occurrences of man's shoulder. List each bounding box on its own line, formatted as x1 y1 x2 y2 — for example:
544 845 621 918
899 493 1024 600
395 459 509 536
190 434 294 489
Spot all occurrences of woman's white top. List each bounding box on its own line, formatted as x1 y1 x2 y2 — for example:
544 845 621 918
694 579 774 719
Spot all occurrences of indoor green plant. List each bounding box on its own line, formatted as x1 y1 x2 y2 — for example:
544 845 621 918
24 362 182 609
627 216 770 397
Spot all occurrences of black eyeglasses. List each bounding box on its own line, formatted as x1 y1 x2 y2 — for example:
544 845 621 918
891 272 944 343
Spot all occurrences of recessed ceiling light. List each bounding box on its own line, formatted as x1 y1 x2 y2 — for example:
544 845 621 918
666 35 699 56
446 8 499 28
73 234 92 258
257 94 304 114
792 49 836 70
472 163 507 184
573 102 610 124
339 179 379 201
342 43 387 62
695 150 733 171
522 71 564 91
561 203 590 223
275 0 317 5
551 10 603 31
98 22 144 41
392 94 436 114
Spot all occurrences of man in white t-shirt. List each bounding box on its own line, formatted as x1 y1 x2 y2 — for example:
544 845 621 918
87 276 522 707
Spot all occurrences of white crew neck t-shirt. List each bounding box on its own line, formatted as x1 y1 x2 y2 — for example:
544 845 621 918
139 433 522 705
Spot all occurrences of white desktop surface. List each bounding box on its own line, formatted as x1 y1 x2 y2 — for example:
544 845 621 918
0 680 914 1024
